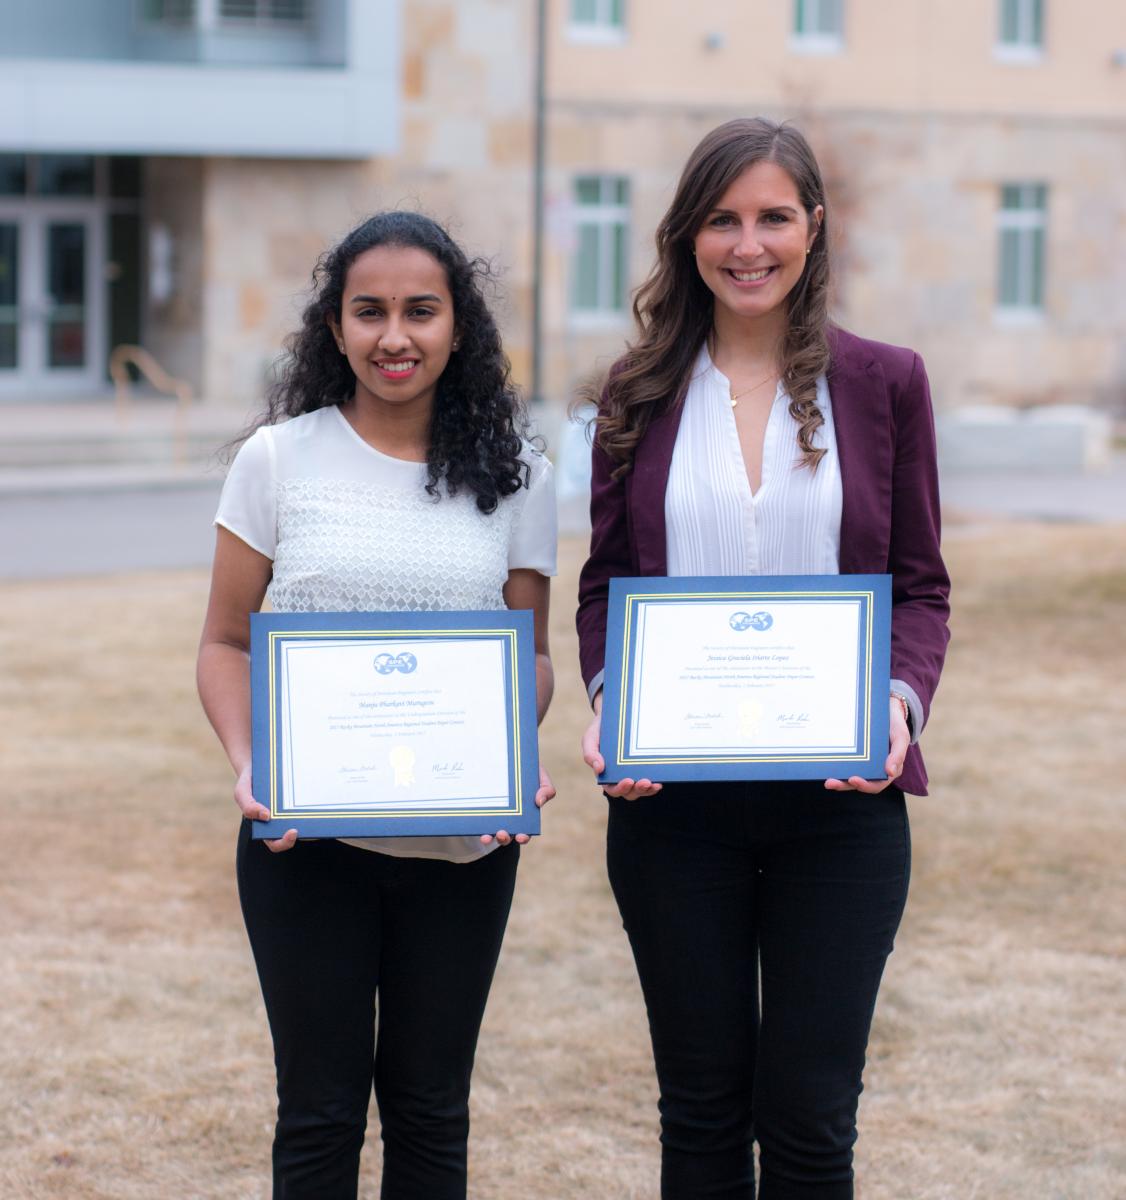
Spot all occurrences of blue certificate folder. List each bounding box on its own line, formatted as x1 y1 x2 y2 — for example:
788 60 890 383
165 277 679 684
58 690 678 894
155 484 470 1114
598 575 892 784
250 611 540 839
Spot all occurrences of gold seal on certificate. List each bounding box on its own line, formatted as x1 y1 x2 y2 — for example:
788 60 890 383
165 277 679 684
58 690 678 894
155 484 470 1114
250 611 541 839
598 575 892 784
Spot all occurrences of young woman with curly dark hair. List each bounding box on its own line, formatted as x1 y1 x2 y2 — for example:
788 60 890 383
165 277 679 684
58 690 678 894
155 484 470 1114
578 119 950 1197
198 211 556 1199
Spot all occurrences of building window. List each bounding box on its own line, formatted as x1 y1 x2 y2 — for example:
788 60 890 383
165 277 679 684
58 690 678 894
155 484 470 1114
219 0 308 23
997 184 1047 316
140 0 308 26
571 176 630 319
997 0 1044 58
140 0 196 21
0 155 29 196
791 0 844 54
568 0 626 43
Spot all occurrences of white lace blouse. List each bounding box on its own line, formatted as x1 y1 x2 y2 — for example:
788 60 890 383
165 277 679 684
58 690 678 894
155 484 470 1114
215 405 557 863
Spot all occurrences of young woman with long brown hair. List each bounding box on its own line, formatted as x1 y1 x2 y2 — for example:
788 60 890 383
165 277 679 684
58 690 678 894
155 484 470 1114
577 118 950 1198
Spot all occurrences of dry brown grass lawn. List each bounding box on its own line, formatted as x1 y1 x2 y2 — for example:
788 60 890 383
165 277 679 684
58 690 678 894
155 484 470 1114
1 523 1123 1199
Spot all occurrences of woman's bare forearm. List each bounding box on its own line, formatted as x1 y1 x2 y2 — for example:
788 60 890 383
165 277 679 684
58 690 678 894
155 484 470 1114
197 640 253 777
535 651 554 725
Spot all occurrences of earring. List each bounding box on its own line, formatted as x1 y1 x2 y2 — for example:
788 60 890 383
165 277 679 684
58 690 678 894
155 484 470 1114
451 339 461 351
338 342 346 352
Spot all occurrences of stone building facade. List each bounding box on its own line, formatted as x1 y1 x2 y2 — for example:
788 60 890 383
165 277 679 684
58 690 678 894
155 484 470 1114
2 0 1123 427
543 0 1126 416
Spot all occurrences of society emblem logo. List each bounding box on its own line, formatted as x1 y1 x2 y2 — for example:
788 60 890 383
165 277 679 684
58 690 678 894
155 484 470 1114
374 651 419 674
729 610 774 631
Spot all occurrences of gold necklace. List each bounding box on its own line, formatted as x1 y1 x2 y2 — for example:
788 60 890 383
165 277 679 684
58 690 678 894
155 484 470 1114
728 374 776 408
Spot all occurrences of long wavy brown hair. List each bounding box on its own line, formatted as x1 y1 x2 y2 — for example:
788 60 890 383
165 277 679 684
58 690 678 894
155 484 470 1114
592 117 831 478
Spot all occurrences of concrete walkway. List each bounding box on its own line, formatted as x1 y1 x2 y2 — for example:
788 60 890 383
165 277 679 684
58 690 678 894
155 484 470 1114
940 455 1126 527
0 484 224 580
0 395 1122 578
2 458 1122 581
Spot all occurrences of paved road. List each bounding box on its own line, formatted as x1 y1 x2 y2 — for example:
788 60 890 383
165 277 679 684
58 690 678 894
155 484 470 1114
0 483 223 580
0 457 1122 580
940 456 1126 526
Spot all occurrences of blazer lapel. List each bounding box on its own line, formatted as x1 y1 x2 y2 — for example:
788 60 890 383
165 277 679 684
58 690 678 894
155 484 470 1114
629 396 685 577
829 330 894 574
627 330 894 580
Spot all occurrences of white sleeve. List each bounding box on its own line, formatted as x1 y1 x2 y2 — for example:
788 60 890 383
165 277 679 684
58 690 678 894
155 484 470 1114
508 452 557 576
214 427 277 560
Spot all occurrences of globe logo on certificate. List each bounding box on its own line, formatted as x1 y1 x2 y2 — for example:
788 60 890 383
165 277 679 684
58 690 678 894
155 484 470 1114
374 651 419 674
749 611 773 631
729 611 753 631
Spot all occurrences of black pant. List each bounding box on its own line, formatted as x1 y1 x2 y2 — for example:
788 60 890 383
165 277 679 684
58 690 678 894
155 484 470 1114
236 822 519 1200
607 781 910 1200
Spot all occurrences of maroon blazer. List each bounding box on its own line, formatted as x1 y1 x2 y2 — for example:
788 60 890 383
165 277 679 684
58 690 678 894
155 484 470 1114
576 327 951 796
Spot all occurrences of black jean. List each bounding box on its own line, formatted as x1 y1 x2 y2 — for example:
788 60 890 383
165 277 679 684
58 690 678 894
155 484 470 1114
236 822 519 1200
607 781 910 1200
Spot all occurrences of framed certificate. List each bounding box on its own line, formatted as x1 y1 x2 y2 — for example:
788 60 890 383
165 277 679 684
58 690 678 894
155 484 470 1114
598 575 891 784
250 610 540 839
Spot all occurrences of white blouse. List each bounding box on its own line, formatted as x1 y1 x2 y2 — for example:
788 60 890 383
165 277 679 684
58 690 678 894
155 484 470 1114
662 347 922 741
215 405 557 863
666 345 842 576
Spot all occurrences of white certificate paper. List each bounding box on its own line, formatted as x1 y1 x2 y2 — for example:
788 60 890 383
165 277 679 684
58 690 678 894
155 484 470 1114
279 637 510 812
598 576 891 783
628 600 861 756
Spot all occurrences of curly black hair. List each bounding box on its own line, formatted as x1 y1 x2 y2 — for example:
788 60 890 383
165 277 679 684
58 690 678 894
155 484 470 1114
257 211 529 514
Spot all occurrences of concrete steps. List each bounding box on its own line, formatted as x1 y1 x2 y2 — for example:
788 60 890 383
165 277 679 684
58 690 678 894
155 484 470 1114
0 397 248 494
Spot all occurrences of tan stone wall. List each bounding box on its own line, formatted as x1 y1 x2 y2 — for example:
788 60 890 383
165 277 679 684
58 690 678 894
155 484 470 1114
551 0 1126 119
542 102 1126 413
198 157 374 408
821 113 1126 410
185 0 1126 424
196 0 540 409
540 0 1126 416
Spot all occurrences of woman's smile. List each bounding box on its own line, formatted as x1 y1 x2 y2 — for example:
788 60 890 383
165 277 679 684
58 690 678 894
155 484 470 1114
724 265 779 287
374 356 421 380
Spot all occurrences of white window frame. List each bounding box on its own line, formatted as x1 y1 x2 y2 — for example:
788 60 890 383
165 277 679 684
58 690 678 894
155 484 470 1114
567 0 627 45
137 0 197 23
569 175 630 327
138 0 309 30
789 0 844 56
995 183 1047 324
994 0 1045 63
216 0 310 27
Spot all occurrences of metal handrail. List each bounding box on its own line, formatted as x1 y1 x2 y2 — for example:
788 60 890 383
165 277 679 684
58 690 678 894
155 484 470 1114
109 344 194 466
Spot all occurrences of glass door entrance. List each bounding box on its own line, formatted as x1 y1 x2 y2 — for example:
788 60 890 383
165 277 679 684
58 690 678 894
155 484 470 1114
0 206 104 396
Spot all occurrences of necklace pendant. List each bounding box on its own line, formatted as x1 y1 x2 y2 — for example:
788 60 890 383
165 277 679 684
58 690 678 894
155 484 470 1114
729 396 738 408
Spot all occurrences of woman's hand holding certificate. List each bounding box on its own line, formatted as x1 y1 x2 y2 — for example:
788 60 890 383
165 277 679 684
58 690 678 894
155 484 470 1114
824 696 910 795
